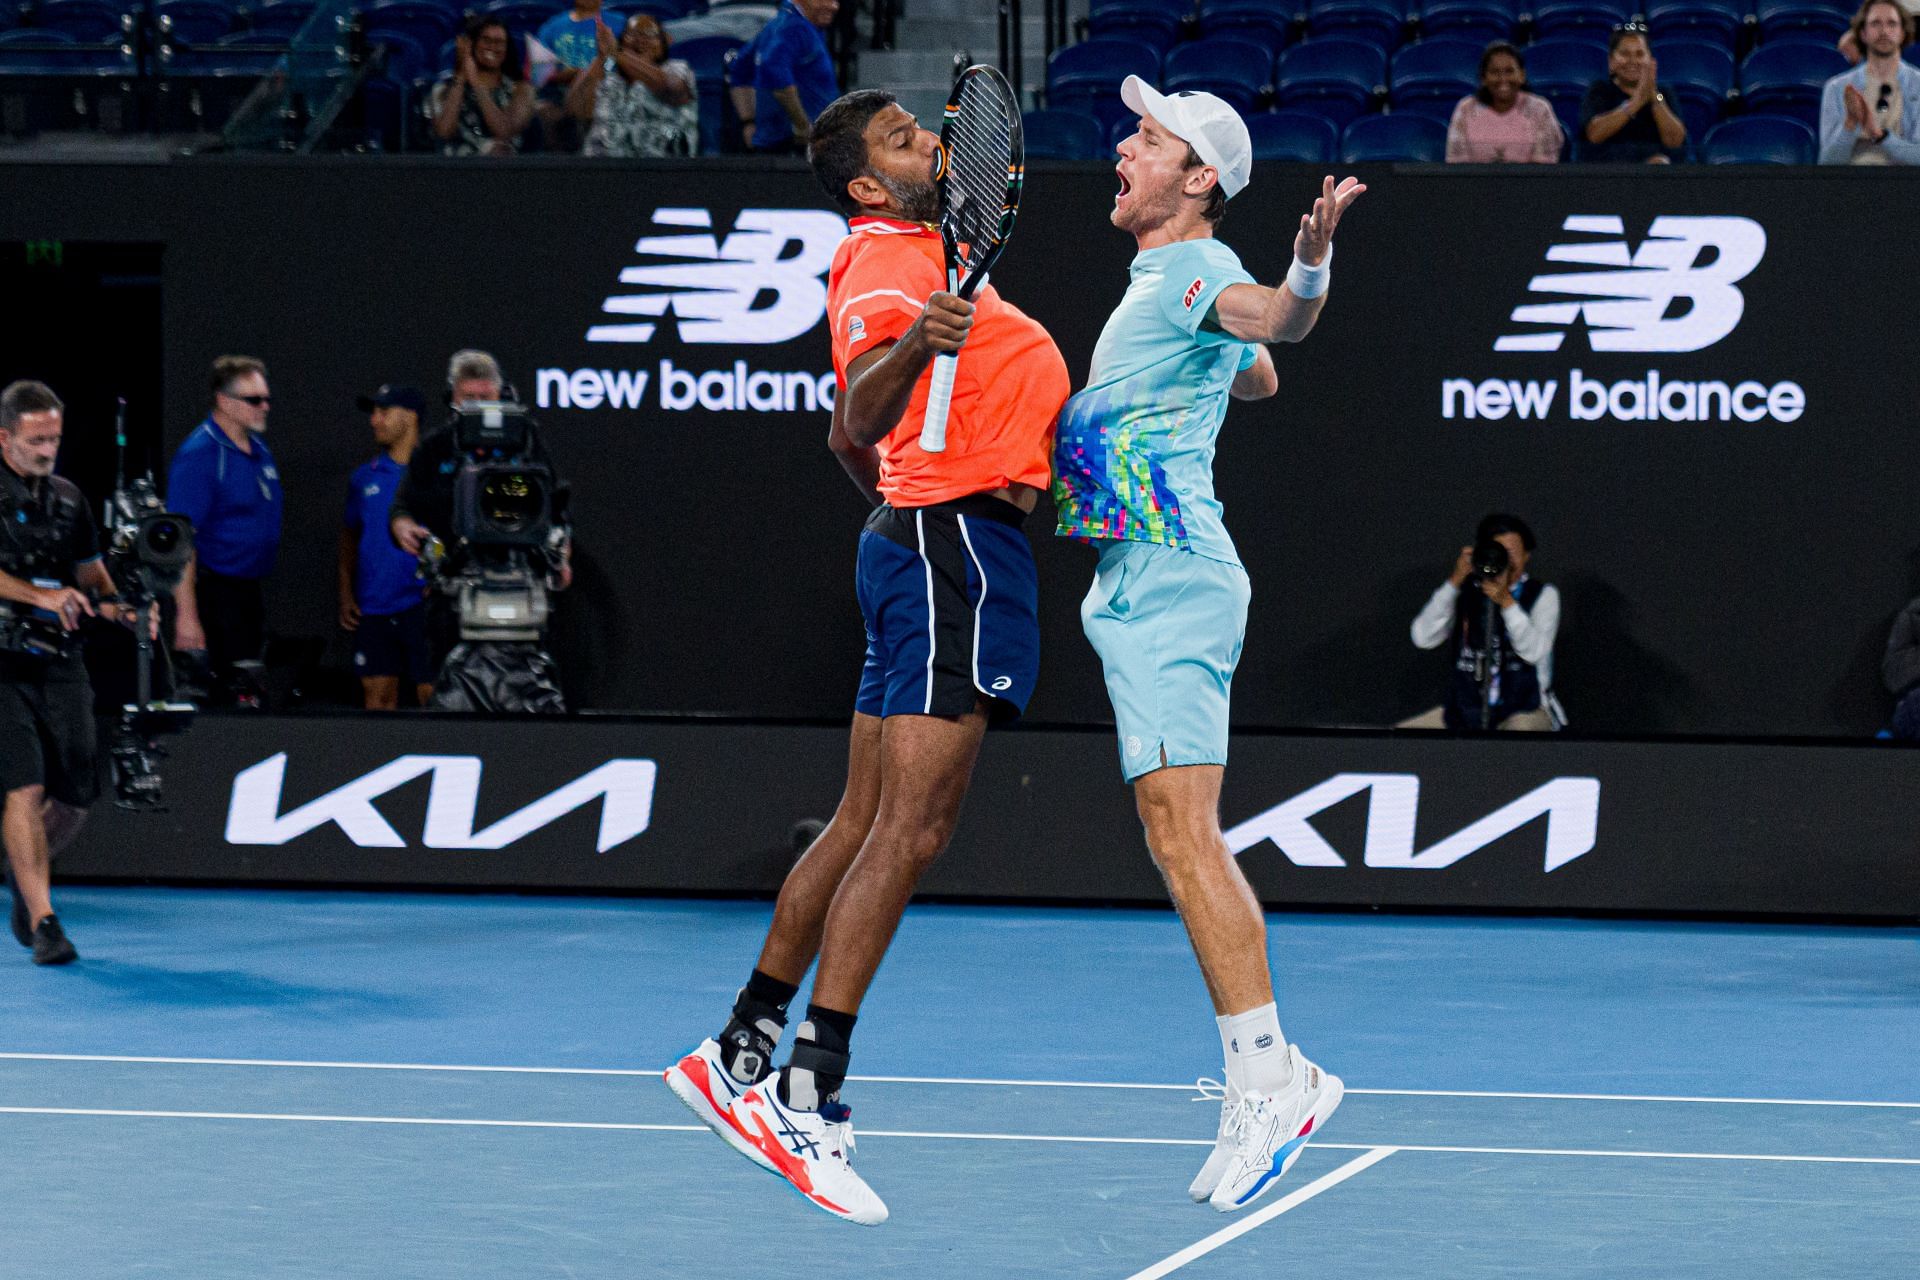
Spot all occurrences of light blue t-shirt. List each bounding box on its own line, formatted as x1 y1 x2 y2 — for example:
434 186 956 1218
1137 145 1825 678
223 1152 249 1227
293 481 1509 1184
537 10 626 70
1052 237 1259 567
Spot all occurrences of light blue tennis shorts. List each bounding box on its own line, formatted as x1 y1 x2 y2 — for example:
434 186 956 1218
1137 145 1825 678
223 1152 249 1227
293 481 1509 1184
1080 540 1251 782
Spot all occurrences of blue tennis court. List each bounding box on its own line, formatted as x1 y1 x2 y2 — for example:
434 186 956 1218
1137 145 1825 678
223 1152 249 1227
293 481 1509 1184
2 887 1915 1277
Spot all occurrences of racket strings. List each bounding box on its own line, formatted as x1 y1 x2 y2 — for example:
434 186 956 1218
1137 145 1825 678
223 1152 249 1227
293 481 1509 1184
942 84 1018 257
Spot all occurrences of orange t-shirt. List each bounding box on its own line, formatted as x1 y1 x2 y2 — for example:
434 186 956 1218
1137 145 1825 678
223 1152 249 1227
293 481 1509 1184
828 217 1069 509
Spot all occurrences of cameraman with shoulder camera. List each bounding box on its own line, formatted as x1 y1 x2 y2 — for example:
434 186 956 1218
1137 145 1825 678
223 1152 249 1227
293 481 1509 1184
0 382 154 965
1402 513 1563 731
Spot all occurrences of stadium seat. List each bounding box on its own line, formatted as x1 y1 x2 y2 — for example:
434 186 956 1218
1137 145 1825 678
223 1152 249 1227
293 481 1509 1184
1654 38 1735 141
1388 37 1482 120
1521 35 1607 127
1340 110 1447 160
0 33 136 135
1700 113 1816 162
0 28 81 50
1087 0 1189 47
35 0 131 43
481 1 559 47
1274 37 1386 126
367 28 429 81
247 1 321 41
672 34 741 154
1754 0 1851 44
1739 38 1848 129
364 1 461 56
1196 0 1296 54
1305 0 1407 49
1046 37 1161 130
155 0 238 45
1022 107 1105 159
1528 0 1633 40
1163 37 1272 114
1246 108 1340 161
1417 0 1517 46
1644 0 1748 48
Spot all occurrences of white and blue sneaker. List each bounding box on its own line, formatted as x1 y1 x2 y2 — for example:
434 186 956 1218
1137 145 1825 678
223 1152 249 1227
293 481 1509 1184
1207 1046 1343 1213
663 1038 778 1174
1187 1076 1243 1202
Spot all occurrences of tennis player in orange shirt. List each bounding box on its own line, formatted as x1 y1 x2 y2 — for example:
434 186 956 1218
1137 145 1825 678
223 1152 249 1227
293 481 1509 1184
665 88 1068 1225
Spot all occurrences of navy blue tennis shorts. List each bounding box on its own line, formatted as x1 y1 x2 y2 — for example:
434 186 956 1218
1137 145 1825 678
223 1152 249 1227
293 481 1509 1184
854 495 1039 722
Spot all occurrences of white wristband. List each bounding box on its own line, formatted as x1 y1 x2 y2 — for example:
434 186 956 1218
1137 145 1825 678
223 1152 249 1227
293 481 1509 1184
1287 245 1332 299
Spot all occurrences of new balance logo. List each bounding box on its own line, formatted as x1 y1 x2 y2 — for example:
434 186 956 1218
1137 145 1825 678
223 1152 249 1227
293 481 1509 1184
1495 216 1766 354
587 207 849 345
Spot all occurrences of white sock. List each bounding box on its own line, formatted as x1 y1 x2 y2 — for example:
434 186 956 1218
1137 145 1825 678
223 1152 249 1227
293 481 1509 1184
1223 1002 1293 1095
1215 1014 1244 1095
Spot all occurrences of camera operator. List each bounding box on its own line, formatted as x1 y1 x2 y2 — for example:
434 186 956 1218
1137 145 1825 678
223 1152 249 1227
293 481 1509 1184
1402 513 1564 731
0 382 153 965
387 350 572 710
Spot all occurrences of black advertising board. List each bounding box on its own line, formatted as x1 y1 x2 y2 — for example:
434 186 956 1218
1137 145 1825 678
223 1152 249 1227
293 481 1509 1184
64 712 1920 919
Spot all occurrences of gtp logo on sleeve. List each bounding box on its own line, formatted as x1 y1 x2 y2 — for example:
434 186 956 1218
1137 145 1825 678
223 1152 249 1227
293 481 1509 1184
1183 278 1205 310
1495 215 1765 354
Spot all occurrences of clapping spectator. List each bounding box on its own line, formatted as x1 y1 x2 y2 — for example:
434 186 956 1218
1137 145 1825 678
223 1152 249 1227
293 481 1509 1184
1580 23 1686 163
1446 42 1564 163
428 17 536 156
1820 1 1920 164
569 13 699 157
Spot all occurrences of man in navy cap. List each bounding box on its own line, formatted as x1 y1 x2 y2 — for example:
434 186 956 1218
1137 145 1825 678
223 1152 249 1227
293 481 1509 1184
338 384 434 709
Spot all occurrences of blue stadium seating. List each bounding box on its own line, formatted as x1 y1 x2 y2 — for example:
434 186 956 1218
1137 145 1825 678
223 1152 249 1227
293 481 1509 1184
155 0 238 45
1388 37 1481 120
1528 0 1633 40
1196 0 1295 54
1274 37 1386 126
1305 0 1406 49
481 2 558 47
1023 107 1105 159
1163 37 1272 114
1246 109 1339 162
1644 0 1748 48
1417 0 1517 46
1340 110 1446 160
1701 114 1816 163
673 34 741 154
365 2 460 56
1654 38 1735 141
36 0 130 43
1739 38 1848 129
1088 0 1189 48
248 2 321 40
1046 37 1161 130
368 28 429 81
0 28 81 50
1520 36 1607 146
1754 0 1852 44
0 31 137 135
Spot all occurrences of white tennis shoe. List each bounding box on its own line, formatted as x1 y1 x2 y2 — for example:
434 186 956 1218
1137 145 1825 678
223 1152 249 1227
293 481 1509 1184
1207 1046 1344 1213
1187 1076 1243 1202
727 1080 889 1226
663 1038 778 1174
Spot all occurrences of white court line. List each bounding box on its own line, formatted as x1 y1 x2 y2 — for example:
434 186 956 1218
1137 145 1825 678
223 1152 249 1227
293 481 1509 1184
1124 1148 1397 1280
2 1054 1917 1110
2 1107 1918 1166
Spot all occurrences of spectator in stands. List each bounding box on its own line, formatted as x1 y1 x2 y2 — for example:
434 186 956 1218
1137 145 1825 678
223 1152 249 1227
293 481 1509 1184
1400 514 1564 731
167 356 283 703
428 17 536 156
1821 0 1920 164
745 0 840 154
1580 23 1686 163
727 26 762 150
569 13 699 156
1840 0 1919 60
1884 591 1920 739
1446 42 1564 163
536 0 627 149
339 385 433 710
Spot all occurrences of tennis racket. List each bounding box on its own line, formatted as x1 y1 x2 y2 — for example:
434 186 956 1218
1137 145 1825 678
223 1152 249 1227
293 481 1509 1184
921 63 1025 454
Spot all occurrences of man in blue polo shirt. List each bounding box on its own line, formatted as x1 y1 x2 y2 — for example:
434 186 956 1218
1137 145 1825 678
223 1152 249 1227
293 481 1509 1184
749 0 840 153
167 355 283 703
339 385 434 710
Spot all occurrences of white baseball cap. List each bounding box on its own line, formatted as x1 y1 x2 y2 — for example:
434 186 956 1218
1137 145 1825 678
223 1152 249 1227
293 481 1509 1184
1120 75 1252 199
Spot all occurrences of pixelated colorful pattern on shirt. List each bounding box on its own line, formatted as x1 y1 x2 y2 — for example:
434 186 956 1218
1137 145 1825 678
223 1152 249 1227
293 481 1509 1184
1052 378 1187 548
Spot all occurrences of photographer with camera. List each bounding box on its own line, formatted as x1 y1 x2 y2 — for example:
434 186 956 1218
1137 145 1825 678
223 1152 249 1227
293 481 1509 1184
1401 513 1563 731
0 382 156 965
388 350 573 711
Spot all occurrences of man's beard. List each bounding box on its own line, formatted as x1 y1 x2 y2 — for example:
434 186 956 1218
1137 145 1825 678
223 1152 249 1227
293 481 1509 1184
875 170 940 224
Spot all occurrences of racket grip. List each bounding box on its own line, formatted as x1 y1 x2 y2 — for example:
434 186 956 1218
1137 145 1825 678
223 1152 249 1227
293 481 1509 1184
922 352 958 453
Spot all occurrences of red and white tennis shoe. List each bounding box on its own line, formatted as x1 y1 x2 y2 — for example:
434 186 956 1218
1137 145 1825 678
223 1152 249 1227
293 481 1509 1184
1207 1046 1344 1213
726 1081 889 1226
663 1039 777 1174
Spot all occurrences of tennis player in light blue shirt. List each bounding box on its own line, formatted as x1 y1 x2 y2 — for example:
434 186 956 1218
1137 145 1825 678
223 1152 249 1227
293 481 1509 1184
1052 75 1365 1215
